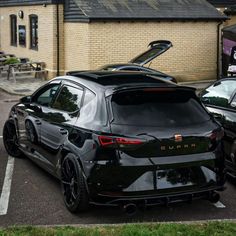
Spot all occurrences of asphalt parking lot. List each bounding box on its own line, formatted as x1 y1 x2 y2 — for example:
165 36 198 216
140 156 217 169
0 90 236 227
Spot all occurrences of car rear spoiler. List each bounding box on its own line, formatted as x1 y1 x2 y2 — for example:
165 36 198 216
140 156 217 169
105 84 196 97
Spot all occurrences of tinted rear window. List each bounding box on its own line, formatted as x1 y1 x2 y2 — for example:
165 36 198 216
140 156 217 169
110 89 210 127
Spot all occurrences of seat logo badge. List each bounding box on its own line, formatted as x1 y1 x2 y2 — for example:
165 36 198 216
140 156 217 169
175 134 182 142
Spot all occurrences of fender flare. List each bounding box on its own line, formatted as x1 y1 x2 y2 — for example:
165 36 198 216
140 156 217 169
59 153 90 195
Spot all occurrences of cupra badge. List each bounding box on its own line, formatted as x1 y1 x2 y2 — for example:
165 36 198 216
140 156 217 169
174 134 183 142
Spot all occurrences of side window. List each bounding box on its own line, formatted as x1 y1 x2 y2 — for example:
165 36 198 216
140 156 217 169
32 83 60 107
52 85 83 113
201 80 236 108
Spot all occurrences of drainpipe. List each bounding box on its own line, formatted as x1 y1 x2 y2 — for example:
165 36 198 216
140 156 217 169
56 2 60 76
217 21 223 80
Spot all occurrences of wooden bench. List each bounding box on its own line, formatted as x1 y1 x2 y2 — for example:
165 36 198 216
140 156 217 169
7 62 47 82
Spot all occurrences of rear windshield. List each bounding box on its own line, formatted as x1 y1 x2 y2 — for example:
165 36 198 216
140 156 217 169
132 47 163 65
110 89 210 127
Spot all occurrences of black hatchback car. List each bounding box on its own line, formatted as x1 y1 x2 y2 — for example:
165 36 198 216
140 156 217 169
3 71 225 213
199 77 236 179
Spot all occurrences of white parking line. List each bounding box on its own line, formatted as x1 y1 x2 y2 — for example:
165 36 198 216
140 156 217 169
0 136 3 139
0 156 15 215
213 201 226 209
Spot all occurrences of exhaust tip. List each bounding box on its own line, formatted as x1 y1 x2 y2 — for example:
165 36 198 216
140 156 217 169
123 203 138 216
209 192 220 203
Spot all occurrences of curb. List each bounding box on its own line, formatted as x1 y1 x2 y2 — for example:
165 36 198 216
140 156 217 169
21 219 236 228
0 87 29 96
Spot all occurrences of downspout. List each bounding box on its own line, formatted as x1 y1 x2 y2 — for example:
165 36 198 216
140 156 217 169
56 2 60 76
217 21 223 80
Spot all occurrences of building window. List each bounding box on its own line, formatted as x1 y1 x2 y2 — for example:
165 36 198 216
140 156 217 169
10 15 17 46
29 15 38 50
18 25 26 47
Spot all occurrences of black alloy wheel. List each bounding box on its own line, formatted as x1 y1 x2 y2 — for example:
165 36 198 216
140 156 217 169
3 120 22 158
61 155 89 213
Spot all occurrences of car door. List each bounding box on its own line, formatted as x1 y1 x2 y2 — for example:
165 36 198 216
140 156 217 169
38 82 84 172
224 93 236 155
15 81 61 170
200 79 236 159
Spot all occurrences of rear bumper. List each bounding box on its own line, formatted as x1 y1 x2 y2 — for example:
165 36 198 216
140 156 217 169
86 151 226 204
90 186 224 207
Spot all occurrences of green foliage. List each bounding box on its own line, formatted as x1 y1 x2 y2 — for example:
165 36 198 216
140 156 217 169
0 222 236 236
3 57 20 65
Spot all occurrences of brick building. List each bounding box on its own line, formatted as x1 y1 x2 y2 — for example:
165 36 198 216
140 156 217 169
0 0 227 81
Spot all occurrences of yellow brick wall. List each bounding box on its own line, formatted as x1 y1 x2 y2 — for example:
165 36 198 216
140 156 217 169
0 4 64 78
64 23 90 72
64 21 219 82
0 6 221 82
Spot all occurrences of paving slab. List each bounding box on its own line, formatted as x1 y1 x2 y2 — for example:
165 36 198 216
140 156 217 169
0 75 46 96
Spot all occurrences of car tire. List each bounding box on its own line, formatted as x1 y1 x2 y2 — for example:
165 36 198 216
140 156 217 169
61 155 89 213
3 120 23 158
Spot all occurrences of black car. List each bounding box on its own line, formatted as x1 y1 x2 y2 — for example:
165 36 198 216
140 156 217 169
3 71 225 213
98 40 177 83
199 77 236 179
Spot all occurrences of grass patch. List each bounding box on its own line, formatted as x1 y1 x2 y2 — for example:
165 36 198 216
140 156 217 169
0 221 236 236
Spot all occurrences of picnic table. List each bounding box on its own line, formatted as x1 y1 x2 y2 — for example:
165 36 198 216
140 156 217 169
7 61 47 82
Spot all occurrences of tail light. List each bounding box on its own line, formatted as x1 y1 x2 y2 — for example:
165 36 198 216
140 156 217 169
98 135 145 148
210 128 224 141
208 128 224 151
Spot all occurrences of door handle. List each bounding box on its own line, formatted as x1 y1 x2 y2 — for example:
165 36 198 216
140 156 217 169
35 120 42 125
59 128 68 135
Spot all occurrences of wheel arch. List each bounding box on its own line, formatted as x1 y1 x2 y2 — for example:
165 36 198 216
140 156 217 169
4 118 18 137
3 118 23 158
58 151 90 195
58 150 87 180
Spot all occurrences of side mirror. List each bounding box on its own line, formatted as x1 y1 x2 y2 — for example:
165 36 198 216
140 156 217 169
20 96 31 104
231 101 236 108
213 81 221 87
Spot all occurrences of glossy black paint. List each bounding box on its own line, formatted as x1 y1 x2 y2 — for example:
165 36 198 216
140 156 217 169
4 71 225 209
199 77 236 178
